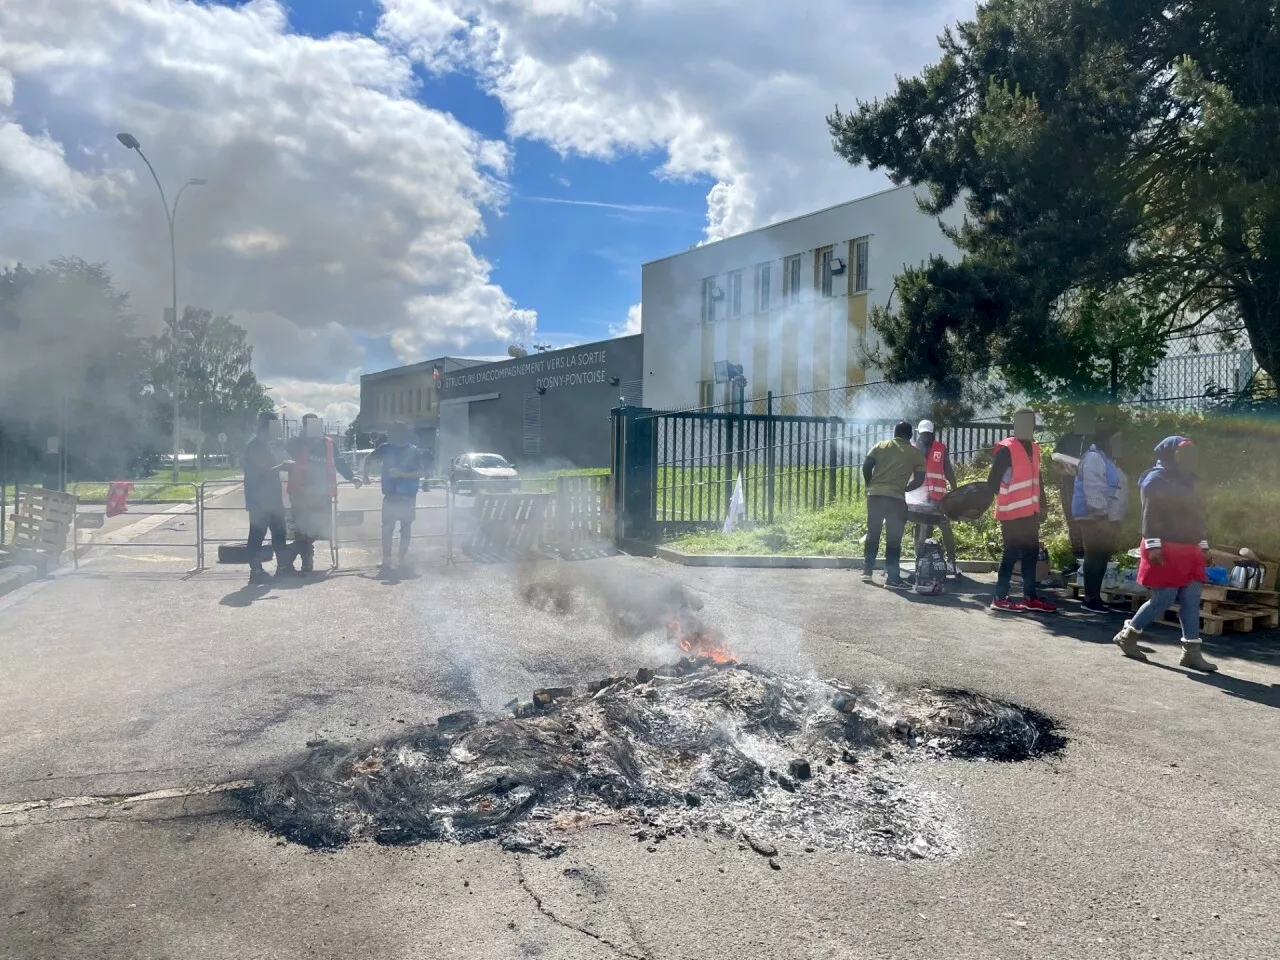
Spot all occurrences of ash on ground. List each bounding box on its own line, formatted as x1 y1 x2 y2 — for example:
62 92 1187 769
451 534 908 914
250 660 1063 860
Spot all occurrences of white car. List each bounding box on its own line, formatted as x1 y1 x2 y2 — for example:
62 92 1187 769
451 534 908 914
448 452 520 494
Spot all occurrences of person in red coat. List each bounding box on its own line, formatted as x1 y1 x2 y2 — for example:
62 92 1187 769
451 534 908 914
1112 436 1217 672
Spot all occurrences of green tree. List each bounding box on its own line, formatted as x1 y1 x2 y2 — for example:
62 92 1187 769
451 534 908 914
148 307 273 462
828 0 1280 401
0 258 157 480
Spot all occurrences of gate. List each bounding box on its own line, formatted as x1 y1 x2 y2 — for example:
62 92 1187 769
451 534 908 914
611 400 1009 542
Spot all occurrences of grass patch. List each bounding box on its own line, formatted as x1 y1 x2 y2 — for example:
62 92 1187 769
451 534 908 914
2 468 243 504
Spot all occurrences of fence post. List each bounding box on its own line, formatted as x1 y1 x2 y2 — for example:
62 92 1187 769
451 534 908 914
827 417 839 505
766 391 775 524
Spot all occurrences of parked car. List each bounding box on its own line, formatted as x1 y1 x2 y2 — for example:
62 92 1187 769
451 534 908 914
449 452 520 494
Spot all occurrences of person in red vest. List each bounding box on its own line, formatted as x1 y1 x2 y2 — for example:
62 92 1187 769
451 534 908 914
912 419 958 576
986 408 1056 613
285 414 361 574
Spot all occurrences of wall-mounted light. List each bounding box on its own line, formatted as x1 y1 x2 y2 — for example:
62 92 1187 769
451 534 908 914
609 376 620 386
830 257 846 275
536 385 547 395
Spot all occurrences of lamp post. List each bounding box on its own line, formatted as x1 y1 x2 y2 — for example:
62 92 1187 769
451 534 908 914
116 132 205 481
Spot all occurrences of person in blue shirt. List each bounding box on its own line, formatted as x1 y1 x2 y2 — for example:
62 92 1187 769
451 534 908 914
242 412 293 583
362 421 424 571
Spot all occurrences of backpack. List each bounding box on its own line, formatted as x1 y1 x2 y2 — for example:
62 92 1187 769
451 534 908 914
915 540 947 596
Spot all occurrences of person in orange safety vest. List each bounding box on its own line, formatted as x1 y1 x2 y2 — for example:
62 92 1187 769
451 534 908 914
911 419 958 576
285 414 361 574
986 408 1056 614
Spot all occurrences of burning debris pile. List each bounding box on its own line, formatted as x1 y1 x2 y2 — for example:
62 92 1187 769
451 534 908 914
250 644 1063 860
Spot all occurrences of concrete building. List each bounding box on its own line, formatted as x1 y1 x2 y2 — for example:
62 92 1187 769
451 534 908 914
360 355 499 453
359 337 643 472
435 336 642 470
640 185 961 414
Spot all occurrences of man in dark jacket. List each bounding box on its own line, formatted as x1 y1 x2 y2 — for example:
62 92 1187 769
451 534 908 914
242 412 292 584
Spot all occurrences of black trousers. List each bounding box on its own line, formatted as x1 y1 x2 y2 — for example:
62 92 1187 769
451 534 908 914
1079 519 1118 601
247 509 289 569
865 495 908 580
996 515 1040 600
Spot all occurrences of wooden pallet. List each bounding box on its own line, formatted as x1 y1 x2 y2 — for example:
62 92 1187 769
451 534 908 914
468 492 555 555
2 487 78 574
1070 583 1278 635
553 474 611 556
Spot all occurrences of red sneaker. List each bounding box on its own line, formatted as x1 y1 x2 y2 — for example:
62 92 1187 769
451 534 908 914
990 597 1026 612
1023 597 1058 613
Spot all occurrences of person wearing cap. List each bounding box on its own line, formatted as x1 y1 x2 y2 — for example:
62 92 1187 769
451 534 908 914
1111 437 1217 672
861 420 927 589
912 419 958 576
986 408 1056 613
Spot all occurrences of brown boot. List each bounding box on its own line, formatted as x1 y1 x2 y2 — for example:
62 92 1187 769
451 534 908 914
1180 641 1218 673
1112 621 1148 662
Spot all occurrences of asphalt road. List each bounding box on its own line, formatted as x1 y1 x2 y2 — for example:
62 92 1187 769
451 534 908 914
2 492 1279 959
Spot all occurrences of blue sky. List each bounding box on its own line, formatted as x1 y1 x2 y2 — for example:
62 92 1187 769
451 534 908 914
2 0 953 421
279 0 712 369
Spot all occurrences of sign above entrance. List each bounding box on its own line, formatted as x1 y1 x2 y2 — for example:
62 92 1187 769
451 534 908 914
441 348 610 393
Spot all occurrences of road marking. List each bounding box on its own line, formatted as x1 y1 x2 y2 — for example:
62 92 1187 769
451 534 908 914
0 779 255 819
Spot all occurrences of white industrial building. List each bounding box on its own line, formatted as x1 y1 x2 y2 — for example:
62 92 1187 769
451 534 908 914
640 185 961 414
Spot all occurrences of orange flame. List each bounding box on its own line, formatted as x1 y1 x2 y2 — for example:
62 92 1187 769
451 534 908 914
668 616 737 664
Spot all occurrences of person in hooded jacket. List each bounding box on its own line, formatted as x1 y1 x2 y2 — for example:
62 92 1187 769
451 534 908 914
1112 437 1218 672
1072 426 1130 612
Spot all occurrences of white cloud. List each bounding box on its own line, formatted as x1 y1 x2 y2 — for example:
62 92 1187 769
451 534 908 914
0 0 536 385
265 376 362 427
612 301 641 337
378 0 975 240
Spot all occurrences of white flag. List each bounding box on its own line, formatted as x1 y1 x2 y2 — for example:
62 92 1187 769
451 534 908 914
722 472 746 533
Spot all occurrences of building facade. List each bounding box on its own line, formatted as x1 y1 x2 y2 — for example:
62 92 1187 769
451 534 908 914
640 185 961 414
360 336 643 472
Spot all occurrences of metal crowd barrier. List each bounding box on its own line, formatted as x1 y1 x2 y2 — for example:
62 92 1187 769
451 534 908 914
199 478 341 572
332 481 453 569
70 481 200 573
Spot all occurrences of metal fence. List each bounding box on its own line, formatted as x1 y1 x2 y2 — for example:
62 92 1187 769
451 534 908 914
611 397 1008 540
69 482 200 573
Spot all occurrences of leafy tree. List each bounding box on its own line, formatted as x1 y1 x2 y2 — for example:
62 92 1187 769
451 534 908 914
148 307 273 460
0 258 157 481
828 0 1280 401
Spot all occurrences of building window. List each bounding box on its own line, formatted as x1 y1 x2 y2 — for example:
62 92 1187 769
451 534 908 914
817 245 834 298
783 255 802 304
853 238 869 293
415 387 421 413
701 277 719 324
728 270 743 318
699 380 715 408
755 263 771 312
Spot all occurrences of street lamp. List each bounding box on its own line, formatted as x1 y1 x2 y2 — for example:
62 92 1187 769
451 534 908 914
116 132 206 481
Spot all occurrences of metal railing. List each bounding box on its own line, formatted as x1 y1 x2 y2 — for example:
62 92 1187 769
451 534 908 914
70 482 200 573
331 482 452 569
199 478 342 572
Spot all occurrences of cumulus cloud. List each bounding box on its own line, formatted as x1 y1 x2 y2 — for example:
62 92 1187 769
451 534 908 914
612 302 641 338
377 0 975 240
266 376 362 428
0 0 535 385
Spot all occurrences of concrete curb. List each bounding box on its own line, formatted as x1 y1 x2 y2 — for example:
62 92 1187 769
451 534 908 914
0 563 38 599
652 545 999 573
